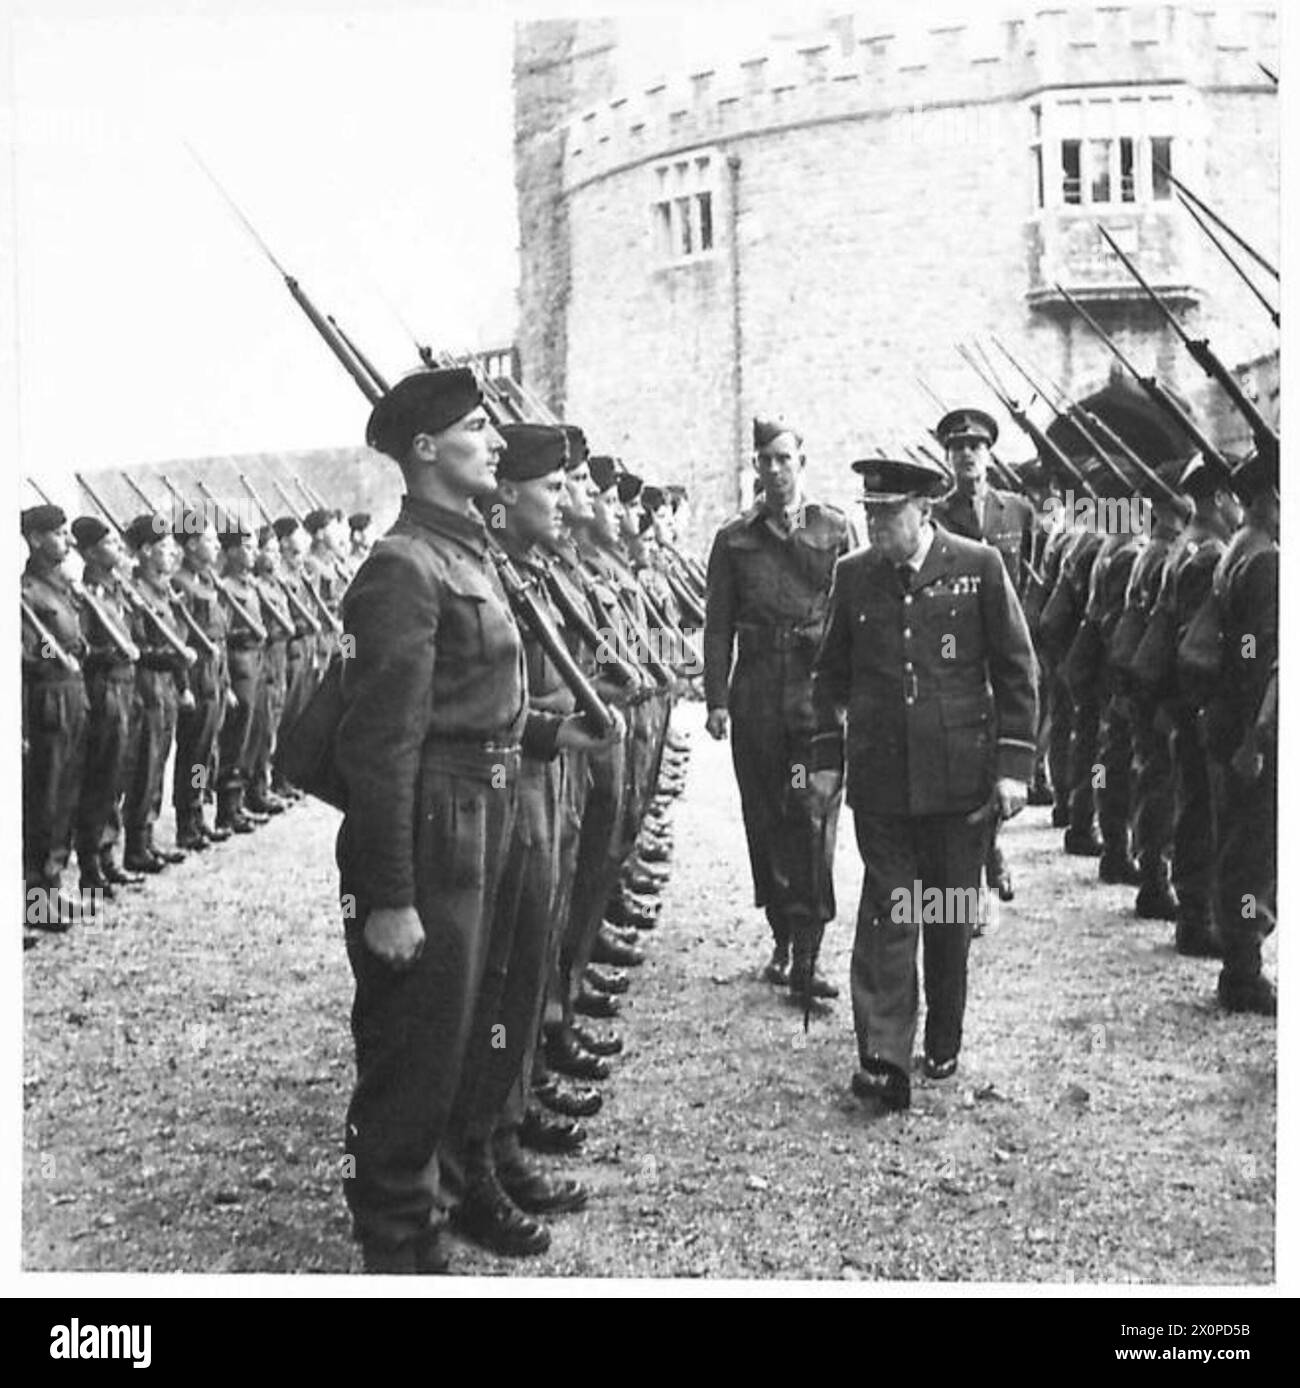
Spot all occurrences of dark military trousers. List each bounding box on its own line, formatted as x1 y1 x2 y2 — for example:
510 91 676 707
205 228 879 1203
248 639 288 800
1045 673 1074 813
339 746 519 1252
23 675 90 889
123 666 178 854
1096 691 1134 857
1171 709 1217 922
216 646 264 795
730 711 840 949
850 811 985 1073
1130 700 1173 882
558 727 631 1027
446 753 563 1173
1066 691 1101 837
76 666 136 873
173 650 228 829
1216 759 1276 988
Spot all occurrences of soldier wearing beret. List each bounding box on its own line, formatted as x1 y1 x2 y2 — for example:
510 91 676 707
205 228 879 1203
274 515 320 788
704 415 851 1004
71 516 143 895
443 421 607 1255
120 514 192 872
931 409 1035 902
22 504 89 930
214 523 268 834
338 368 612 1273
1204 451 1278 1016
348 512 373 569
243 525 297 816
169 510 233 848
810 457 1038 1112
1151 459 1242 957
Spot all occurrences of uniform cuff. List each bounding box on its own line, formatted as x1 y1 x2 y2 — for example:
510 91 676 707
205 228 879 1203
995 737 1037 784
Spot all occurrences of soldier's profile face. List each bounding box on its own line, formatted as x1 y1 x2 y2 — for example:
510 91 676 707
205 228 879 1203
947 438 990 493
426 406 506 499
509 472 567 544
754 432 804 507
865 497 926 562
34 524 71 562
563 463 595 520
592 488 622 545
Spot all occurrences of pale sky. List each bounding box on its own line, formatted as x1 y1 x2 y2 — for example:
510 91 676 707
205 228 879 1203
2 0 1280 485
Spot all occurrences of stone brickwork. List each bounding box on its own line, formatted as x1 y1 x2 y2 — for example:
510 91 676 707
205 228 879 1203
514 6 1279 545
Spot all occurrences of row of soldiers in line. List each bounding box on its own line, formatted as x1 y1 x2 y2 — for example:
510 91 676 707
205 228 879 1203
20 501 374 937
315 368 711 1269
1023 439 1278 1016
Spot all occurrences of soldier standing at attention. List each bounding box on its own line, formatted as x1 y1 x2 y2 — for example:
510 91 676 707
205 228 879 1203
214 523 268 834
930 408 1035 902
704 416 851 1006
22 504 89 931
121 515 191 873
72 516 143 896
171 511 232 850
810 457 1038 1113
336 369 611 1274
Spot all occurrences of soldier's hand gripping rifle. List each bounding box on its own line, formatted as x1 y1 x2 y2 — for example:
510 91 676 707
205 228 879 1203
118 470 221 661
269 477 346 636
23 474 144 665
1055 283 1240 486
236 472 324 636
1096 226 1278 466
74 472 198 666
21 597 83 676
158 473 268 642
195 479 295 639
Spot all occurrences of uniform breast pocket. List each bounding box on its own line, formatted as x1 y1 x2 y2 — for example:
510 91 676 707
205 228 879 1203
941 693 994 805
418 771 487 893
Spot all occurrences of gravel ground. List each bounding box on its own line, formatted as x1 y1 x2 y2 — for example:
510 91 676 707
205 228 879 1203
23 715 1276 1281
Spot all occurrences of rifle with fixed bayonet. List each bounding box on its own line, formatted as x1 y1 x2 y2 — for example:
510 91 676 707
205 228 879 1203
236 471 325 636
269 477 347 636
1152 158 1278 281
986 336 1185 510
953 343 1098 501
1055 282 1242 486
195 479 295 639
1096 225 1278 465
64 472 199 665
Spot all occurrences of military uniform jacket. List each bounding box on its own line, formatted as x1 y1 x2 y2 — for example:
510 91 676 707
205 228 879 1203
500 535 578 722
703 499 850 725
1208 526 1277 754
334 494 562 910
931 486 1035 592
22 559 86 682
79 573 136 676
810 527 1038 817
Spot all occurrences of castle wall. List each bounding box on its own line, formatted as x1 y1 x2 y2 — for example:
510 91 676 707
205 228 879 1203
515 6 1279 542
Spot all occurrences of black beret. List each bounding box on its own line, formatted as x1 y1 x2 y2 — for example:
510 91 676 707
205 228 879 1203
124 512 171 550
21 503 66 537
851 456 951 504
937 408 999 448
588 455 620 493
176 506 213 540
640 484 667 513
365 368 483 460
1179 456 1232 501
560 424 589 469
273 516 302 540
219 521 256 548
257 523 275 546
348 512 372 532
71 515 111 549
1231 448 1279 503
616 471 643 504
495 423 569 482
753 415 801 449
303 508 333 535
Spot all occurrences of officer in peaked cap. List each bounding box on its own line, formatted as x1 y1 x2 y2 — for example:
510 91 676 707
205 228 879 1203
810 455 1037 1113
931 408 1035 902
704 413 852 1006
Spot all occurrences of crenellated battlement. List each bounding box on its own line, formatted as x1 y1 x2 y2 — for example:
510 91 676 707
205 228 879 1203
557 5 1276 192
